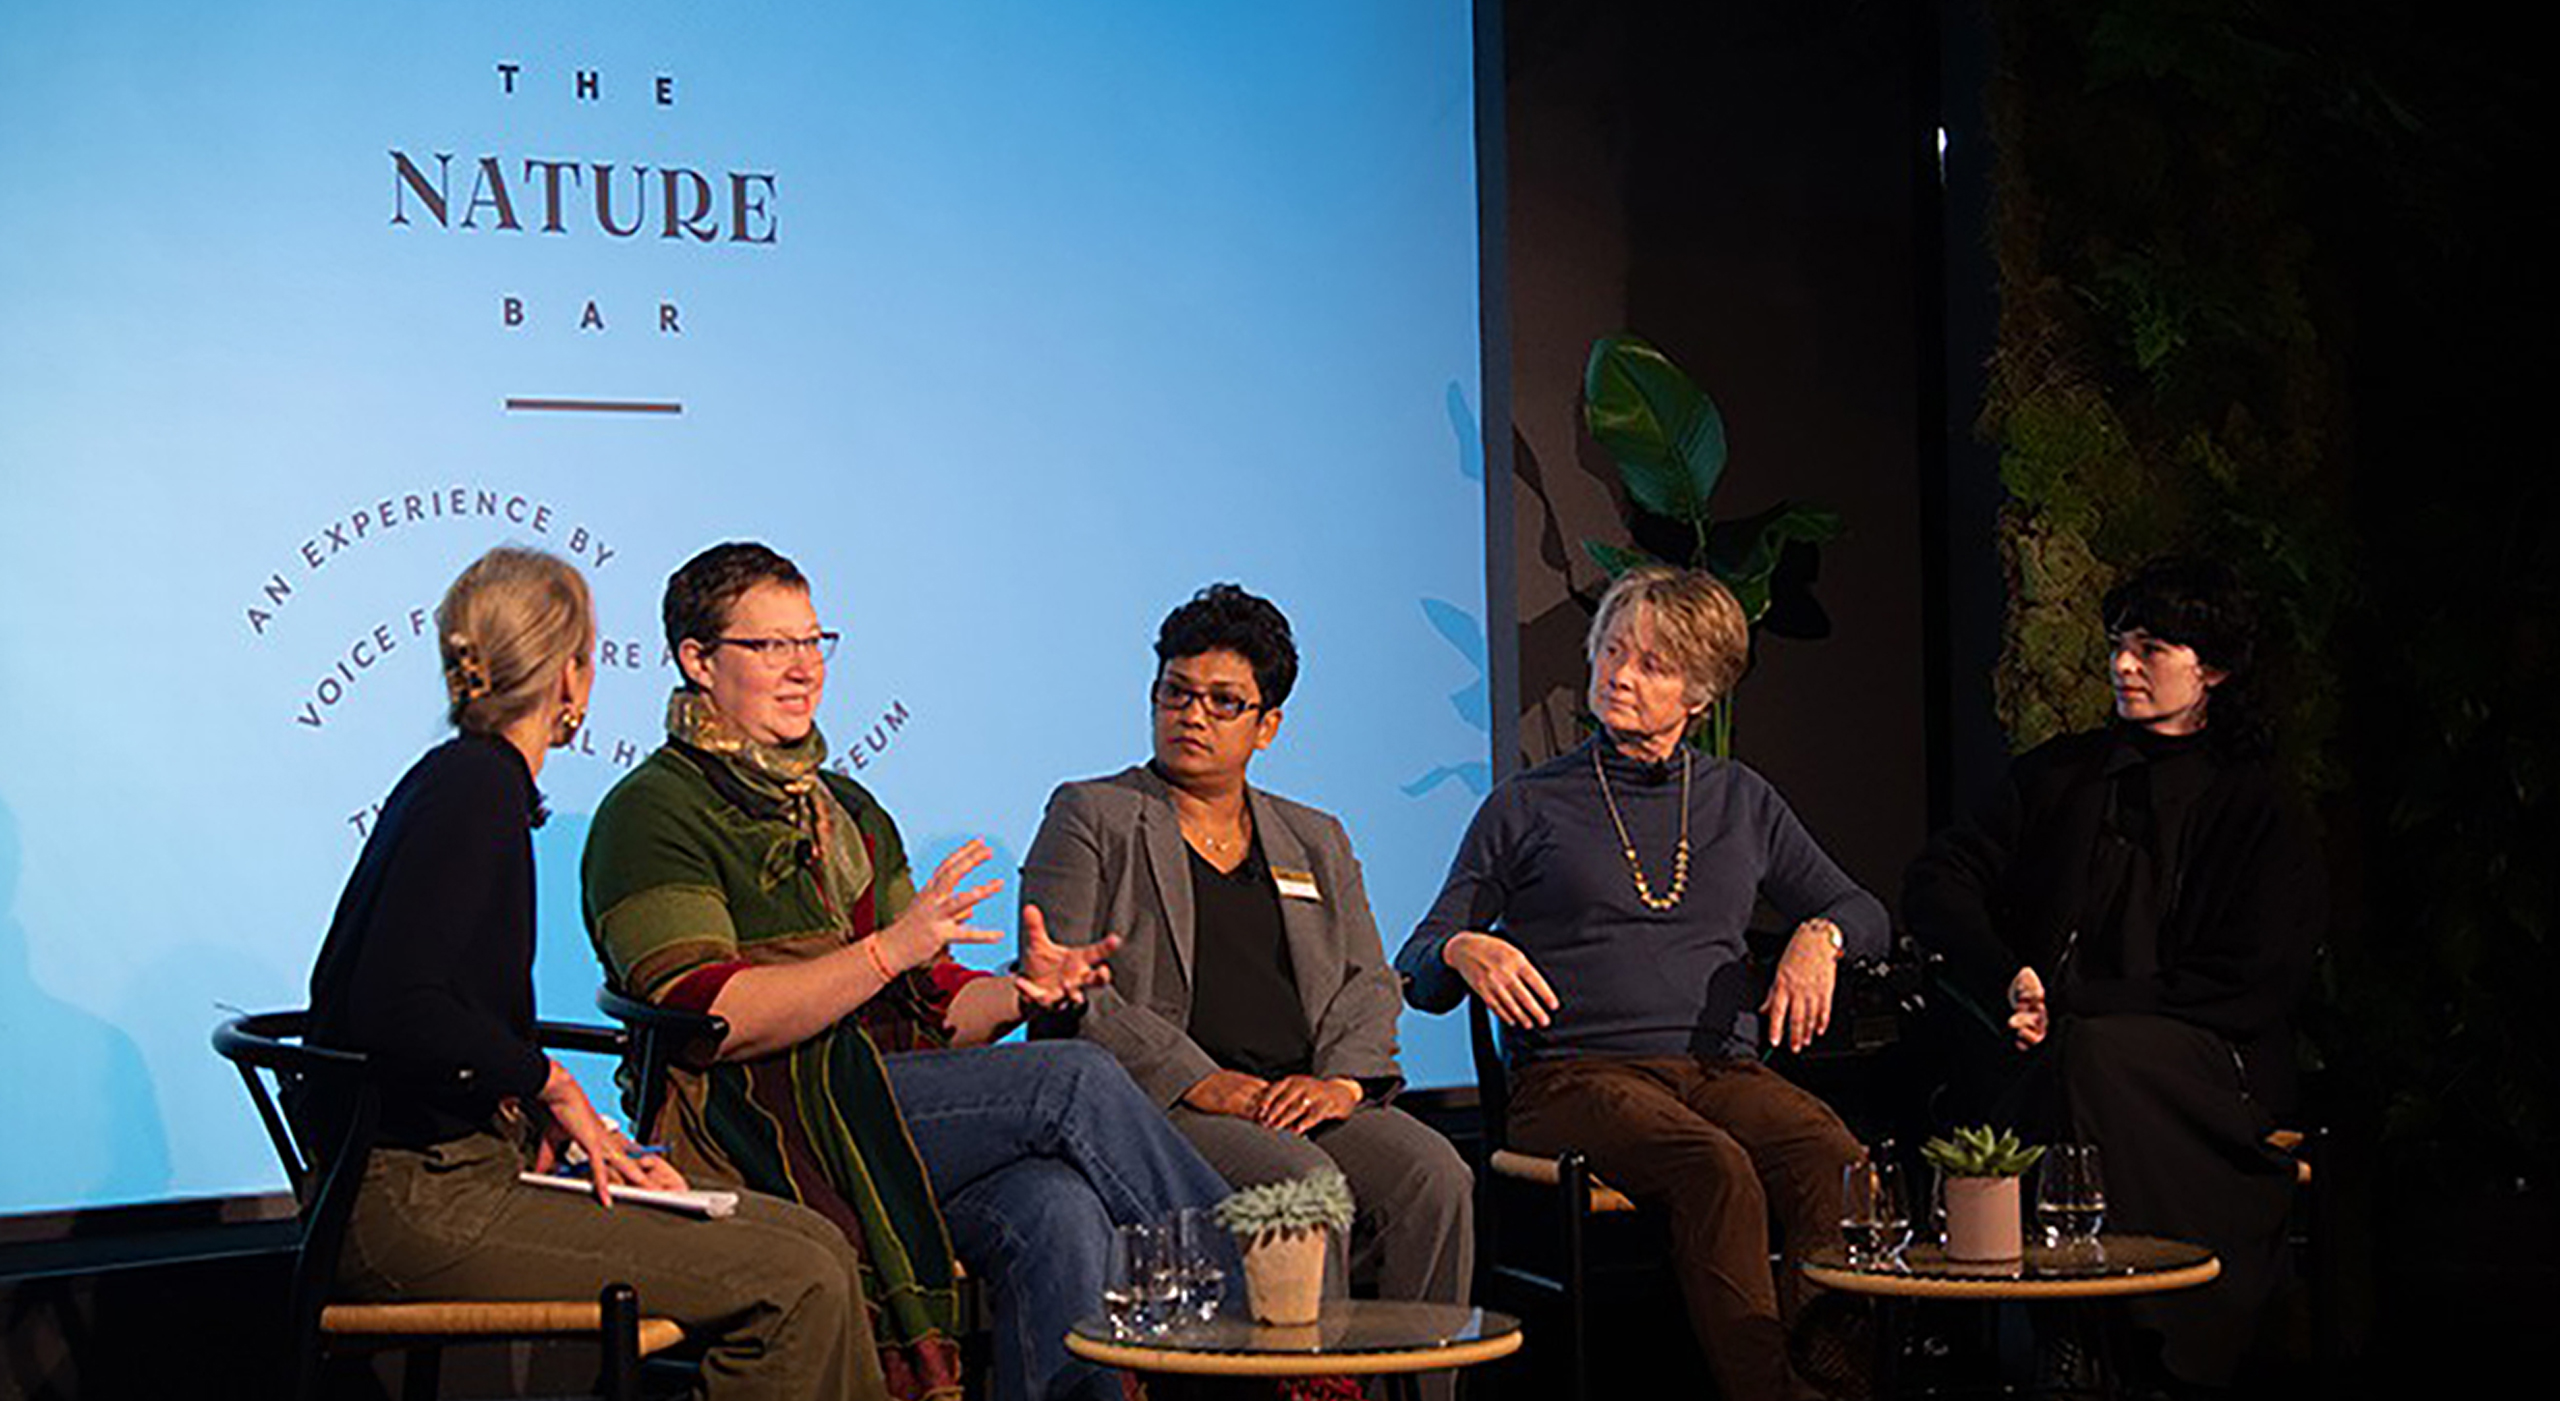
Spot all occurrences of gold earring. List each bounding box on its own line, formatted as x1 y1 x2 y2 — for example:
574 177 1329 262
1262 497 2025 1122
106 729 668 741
552 704 586 748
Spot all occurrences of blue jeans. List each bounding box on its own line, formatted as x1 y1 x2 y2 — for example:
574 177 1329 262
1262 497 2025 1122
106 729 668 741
886 1040 1228 1401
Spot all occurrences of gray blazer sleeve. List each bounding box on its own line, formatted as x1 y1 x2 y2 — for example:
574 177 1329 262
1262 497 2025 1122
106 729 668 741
1019 780 1222 1107
1291 807 1407 1099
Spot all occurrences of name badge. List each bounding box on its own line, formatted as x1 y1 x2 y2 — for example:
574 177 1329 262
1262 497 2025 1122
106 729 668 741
1272 867 1323 902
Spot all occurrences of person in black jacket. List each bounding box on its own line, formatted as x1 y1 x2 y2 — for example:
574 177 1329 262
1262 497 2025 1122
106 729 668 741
304 546 887 1401
1905 556 2323 1392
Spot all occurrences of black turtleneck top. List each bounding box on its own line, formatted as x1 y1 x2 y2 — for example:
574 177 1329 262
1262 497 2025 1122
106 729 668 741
1903 722 2323 1062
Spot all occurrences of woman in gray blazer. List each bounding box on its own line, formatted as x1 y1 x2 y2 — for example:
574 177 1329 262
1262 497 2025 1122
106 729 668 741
1020 585 1472 1351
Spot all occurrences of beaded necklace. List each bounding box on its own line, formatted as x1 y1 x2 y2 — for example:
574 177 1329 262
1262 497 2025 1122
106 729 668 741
1595 741 1690 910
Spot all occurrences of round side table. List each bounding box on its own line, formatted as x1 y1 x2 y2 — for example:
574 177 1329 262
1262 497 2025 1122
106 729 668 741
1066 1300 1520 1399
1801 1234 2220 1397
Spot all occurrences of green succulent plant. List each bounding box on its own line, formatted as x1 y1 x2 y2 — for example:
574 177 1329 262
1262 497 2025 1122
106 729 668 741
1212 1168 1355 1244
1921 1125 2046 1179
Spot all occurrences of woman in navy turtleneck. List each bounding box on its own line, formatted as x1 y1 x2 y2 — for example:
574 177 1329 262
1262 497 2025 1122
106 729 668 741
1398 565 1888 1401
1904 556 2324 1393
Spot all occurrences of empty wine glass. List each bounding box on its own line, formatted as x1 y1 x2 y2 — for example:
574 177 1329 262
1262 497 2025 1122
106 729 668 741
2036 1143 2106 1246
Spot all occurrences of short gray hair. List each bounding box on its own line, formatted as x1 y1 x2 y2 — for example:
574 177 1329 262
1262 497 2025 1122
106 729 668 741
1586 566 1749 706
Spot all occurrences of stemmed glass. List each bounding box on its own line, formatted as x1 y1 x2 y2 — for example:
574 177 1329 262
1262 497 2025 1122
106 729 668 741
1102 1222 1180 1338
1165 1206 1229 1324
2036 1143 2106 1247
1840 1150 1913 1265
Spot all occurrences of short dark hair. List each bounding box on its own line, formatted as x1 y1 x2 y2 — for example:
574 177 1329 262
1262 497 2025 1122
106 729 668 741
1155 584 1298 708
2103 555 2271 755
663 543 807 681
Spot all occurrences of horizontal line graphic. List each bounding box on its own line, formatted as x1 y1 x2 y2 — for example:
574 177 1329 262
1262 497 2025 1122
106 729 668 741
503 397 684 415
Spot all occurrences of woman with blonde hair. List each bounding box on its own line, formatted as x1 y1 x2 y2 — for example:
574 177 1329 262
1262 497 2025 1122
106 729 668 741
303 545 887 1401
1397 565 1886 1401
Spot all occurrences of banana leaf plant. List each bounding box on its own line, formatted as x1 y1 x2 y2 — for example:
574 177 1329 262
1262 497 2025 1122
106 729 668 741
1581 333 1844 756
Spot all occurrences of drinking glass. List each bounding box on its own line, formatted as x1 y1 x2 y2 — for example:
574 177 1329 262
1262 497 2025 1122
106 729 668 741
1840 1152 1912 1264
2036 1143 2106 1245
1165 1206 1229 1324
1101 1222 1177 1338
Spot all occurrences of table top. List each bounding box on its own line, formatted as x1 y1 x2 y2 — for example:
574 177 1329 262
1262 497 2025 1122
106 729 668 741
1064 1301 1523 1378
1801 1234 2221 1300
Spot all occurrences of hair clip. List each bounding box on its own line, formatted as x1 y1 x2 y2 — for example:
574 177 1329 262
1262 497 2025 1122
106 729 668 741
445 636 494 703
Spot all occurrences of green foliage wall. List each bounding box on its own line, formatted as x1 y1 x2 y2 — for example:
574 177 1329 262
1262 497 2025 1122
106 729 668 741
1982 0 2558 1184
1981 0 2347 786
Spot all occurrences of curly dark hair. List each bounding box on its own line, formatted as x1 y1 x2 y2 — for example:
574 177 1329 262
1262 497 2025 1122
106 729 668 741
662 542 808 686
2102 555 2271 757
1154 583 1298 708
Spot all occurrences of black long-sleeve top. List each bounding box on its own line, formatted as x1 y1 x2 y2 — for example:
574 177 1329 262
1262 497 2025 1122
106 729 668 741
306 734 552 1147
1902 725 2324 1054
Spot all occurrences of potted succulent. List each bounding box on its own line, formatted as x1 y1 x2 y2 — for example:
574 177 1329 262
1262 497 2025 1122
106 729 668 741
1922 1126 2045 1262
1212 1168 1355 1325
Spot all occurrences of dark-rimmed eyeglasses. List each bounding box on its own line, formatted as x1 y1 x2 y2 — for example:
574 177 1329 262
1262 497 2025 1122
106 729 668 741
709 632 840 667
1151 678 1261 722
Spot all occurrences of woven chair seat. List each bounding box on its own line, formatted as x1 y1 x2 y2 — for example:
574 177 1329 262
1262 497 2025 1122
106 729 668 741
319 1301 685 1355
1487 1149 1639 1213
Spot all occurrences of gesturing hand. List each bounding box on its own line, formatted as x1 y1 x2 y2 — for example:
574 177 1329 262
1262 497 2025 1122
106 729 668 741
1255 1075 1360 1136
1443 931 1559 1029
876 838 1006 973
1014 904 1121 1009
2007 965 2048 1049
1760 919 1841 1053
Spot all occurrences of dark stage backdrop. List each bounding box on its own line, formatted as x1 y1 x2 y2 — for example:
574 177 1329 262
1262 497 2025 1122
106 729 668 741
0 0 1490 1217
1499 1 1933 912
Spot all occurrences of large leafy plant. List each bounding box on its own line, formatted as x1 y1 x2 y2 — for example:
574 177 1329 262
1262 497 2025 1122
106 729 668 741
1579 334 1844 754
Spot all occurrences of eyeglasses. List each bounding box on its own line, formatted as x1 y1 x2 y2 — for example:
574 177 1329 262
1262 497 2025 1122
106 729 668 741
709 632 840 667
1151 678 1261 722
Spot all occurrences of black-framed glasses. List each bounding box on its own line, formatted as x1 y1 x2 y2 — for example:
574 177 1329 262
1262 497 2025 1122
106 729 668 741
710 632 840 666
1151 678 1260 722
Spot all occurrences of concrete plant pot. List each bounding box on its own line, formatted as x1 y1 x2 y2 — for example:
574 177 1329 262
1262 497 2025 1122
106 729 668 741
1238 1227 1328 1325
1943 1175 2025 1262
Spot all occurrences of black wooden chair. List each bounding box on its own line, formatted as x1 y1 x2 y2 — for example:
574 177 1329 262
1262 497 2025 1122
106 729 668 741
213 1010 688 1401
1463 995 1656 1401
1462 936 1922 1401
592 987 730 1142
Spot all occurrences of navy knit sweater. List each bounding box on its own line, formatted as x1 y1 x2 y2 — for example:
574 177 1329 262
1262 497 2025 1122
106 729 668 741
305 734 553 1146
1398 735 1887 1061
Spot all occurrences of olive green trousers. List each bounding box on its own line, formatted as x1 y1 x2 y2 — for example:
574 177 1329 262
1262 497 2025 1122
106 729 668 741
339 1130 887 1401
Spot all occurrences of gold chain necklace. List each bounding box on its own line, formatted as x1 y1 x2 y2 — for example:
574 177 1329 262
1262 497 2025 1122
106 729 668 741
1595 743 1690 910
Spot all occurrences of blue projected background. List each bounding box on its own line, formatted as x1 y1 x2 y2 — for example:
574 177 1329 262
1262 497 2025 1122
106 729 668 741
0 0 1488 1215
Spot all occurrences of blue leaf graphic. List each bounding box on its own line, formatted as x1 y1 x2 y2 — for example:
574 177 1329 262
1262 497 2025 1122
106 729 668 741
1420 598 1486 667
1448 678 1488 730
1401 762 1493 798
1445 381 1483 483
